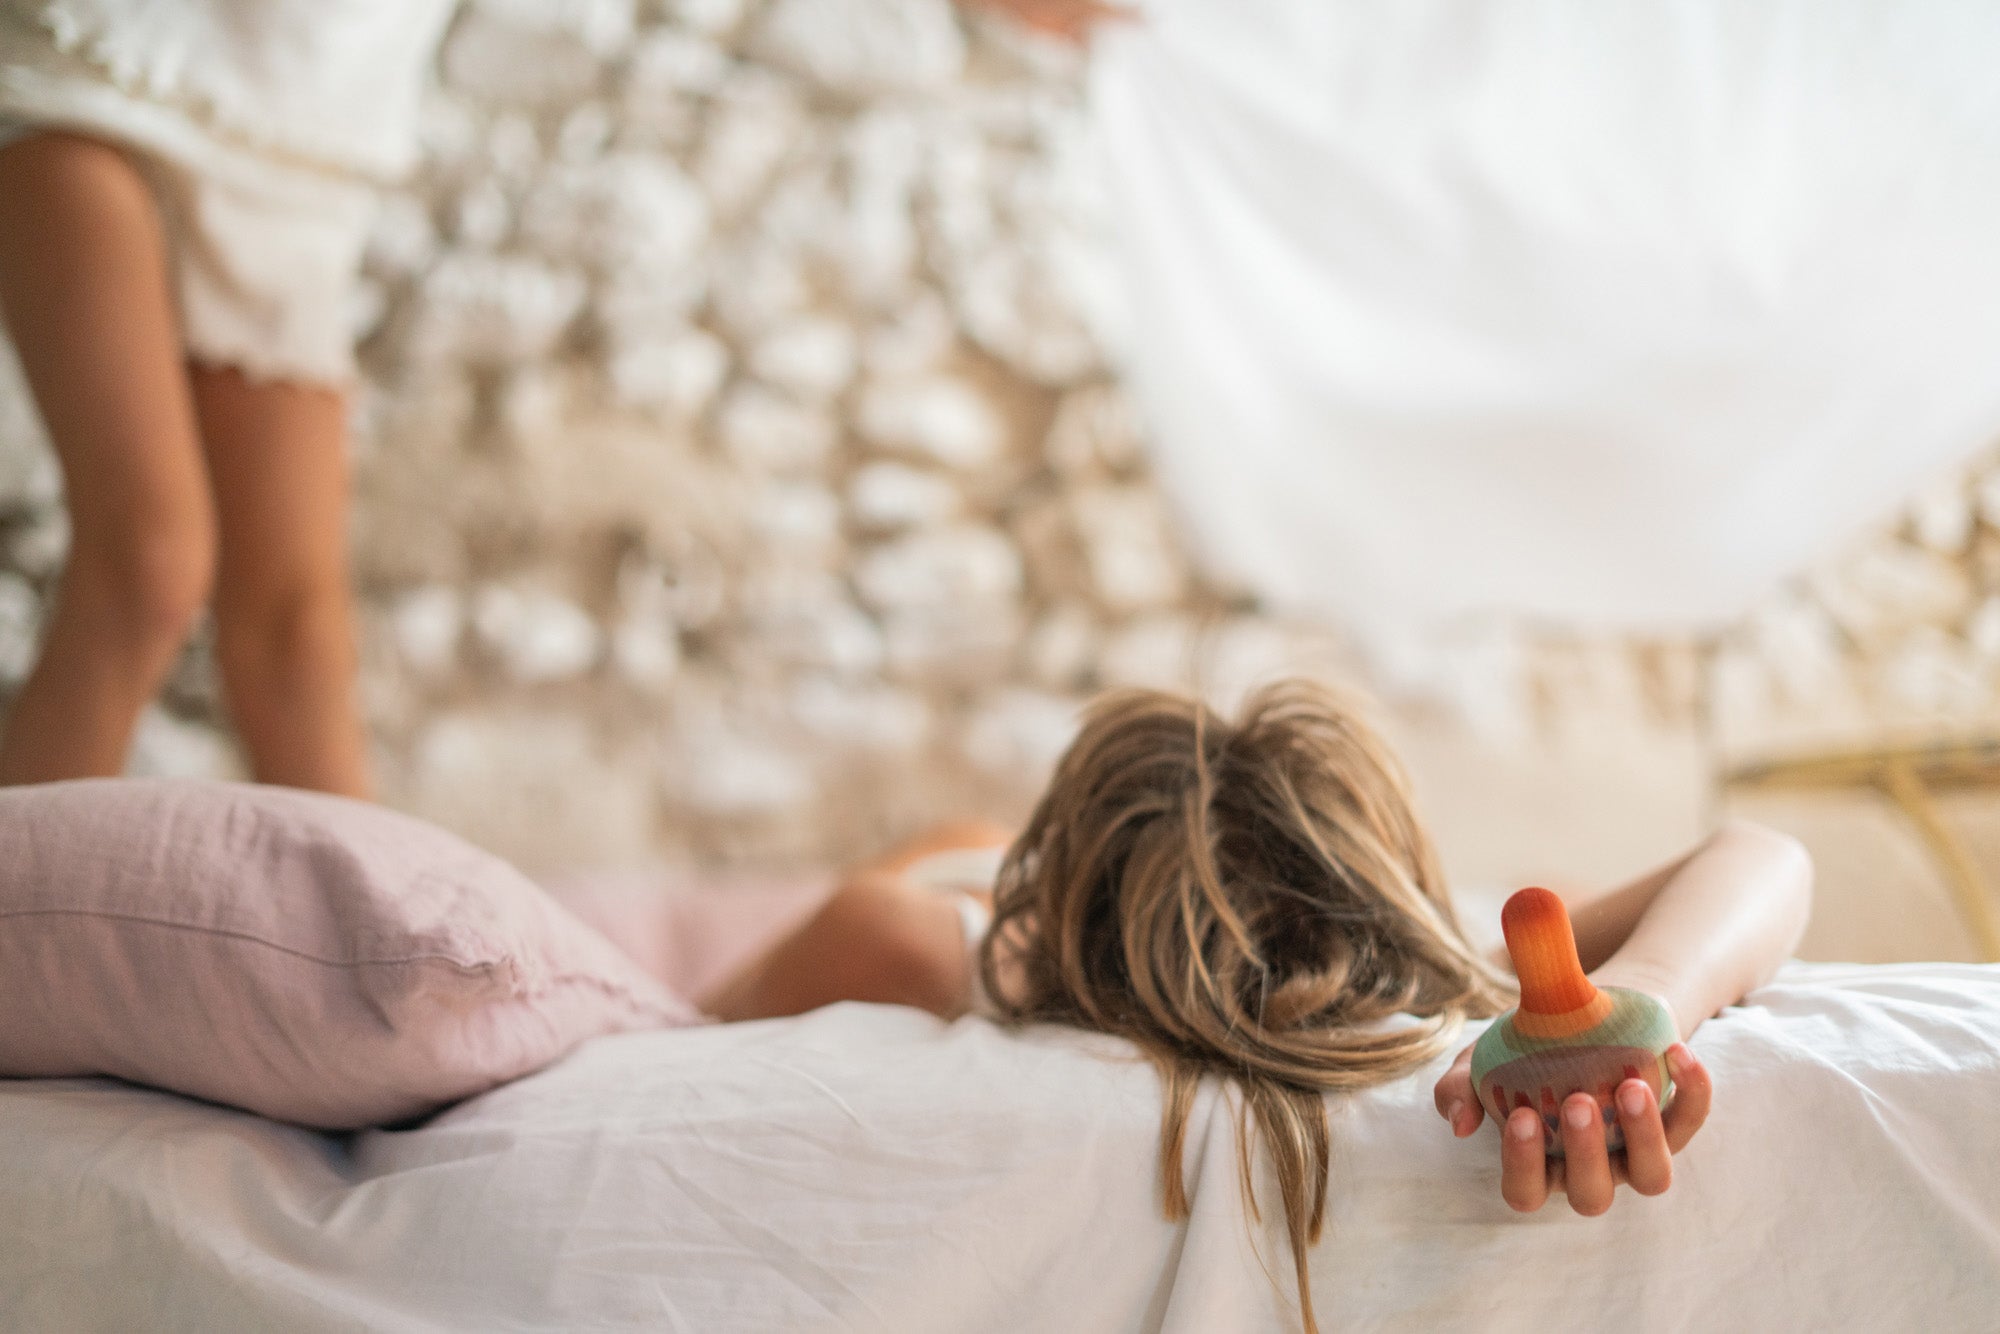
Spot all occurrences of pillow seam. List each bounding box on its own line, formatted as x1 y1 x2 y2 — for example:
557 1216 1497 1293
0 906 505 973
0 906 688 1019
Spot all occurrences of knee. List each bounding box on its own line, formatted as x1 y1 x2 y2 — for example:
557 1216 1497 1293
64 519 216 660
213 572 355 681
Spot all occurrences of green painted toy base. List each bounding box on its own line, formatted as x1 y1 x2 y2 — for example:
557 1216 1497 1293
1469 987 1677 1155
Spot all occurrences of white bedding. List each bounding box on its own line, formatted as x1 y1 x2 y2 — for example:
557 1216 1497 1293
4 961 1997 1332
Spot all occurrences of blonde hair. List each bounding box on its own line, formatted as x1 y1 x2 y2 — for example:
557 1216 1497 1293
978 680 1514 1334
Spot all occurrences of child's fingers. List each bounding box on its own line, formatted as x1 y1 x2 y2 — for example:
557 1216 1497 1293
1558 1094 1616 1216
1660 1044 1712 1154
1615 1079 1674 1196
1432 1044 1482 1135
1500 1108 1550 1212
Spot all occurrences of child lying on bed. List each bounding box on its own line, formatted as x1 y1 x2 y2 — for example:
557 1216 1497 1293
702 679 1811 1334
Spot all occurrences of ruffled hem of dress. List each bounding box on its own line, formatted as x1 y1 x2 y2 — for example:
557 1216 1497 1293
31 1 412 180
185 338 357 390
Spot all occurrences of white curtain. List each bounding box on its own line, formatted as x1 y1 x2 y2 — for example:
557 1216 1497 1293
1089 0 2000 661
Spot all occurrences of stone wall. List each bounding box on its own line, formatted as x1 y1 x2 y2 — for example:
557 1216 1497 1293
1 0 1998 893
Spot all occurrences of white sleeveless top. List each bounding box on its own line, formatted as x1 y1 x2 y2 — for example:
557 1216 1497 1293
0 0 458 177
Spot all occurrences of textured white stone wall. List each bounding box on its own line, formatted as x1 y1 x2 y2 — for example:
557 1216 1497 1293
348 0 1224 871
0 0 1996 880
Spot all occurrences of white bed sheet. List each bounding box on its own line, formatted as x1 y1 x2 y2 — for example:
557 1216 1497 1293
3 960 1997 1332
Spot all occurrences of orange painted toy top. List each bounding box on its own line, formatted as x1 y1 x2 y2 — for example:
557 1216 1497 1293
1501 887 1614 1038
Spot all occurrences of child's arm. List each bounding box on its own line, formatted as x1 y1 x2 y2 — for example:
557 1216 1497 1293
1434 819 1813 1215
1567 818 1814 1037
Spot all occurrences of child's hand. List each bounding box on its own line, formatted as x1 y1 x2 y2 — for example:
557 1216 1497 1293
1432 1040 1713 1216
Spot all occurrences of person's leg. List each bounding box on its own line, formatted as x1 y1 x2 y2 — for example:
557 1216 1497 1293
700 821 1013 1021
0 131 215 783
845 818 1015 879
699 873 976 1021
192 365 370 797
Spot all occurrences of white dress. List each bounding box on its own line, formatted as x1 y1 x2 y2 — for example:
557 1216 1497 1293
0 0 458 382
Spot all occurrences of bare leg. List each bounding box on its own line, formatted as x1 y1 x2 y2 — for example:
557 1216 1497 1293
0 132 215 784
701 822 1013 1021
193 365 370 797
845 818 1015 878
699 874 977 1021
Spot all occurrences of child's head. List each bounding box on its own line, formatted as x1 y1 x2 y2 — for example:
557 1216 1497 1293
979 679 1513 1333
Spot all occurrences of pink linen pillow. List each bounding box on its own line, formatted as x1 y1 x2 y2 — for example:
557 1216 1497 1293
0 779 703 1129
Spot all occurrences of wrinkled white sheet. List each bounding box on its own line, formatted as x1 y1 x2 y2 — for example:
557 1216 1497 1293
1091 1 2000 656
3 961 1997 1332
